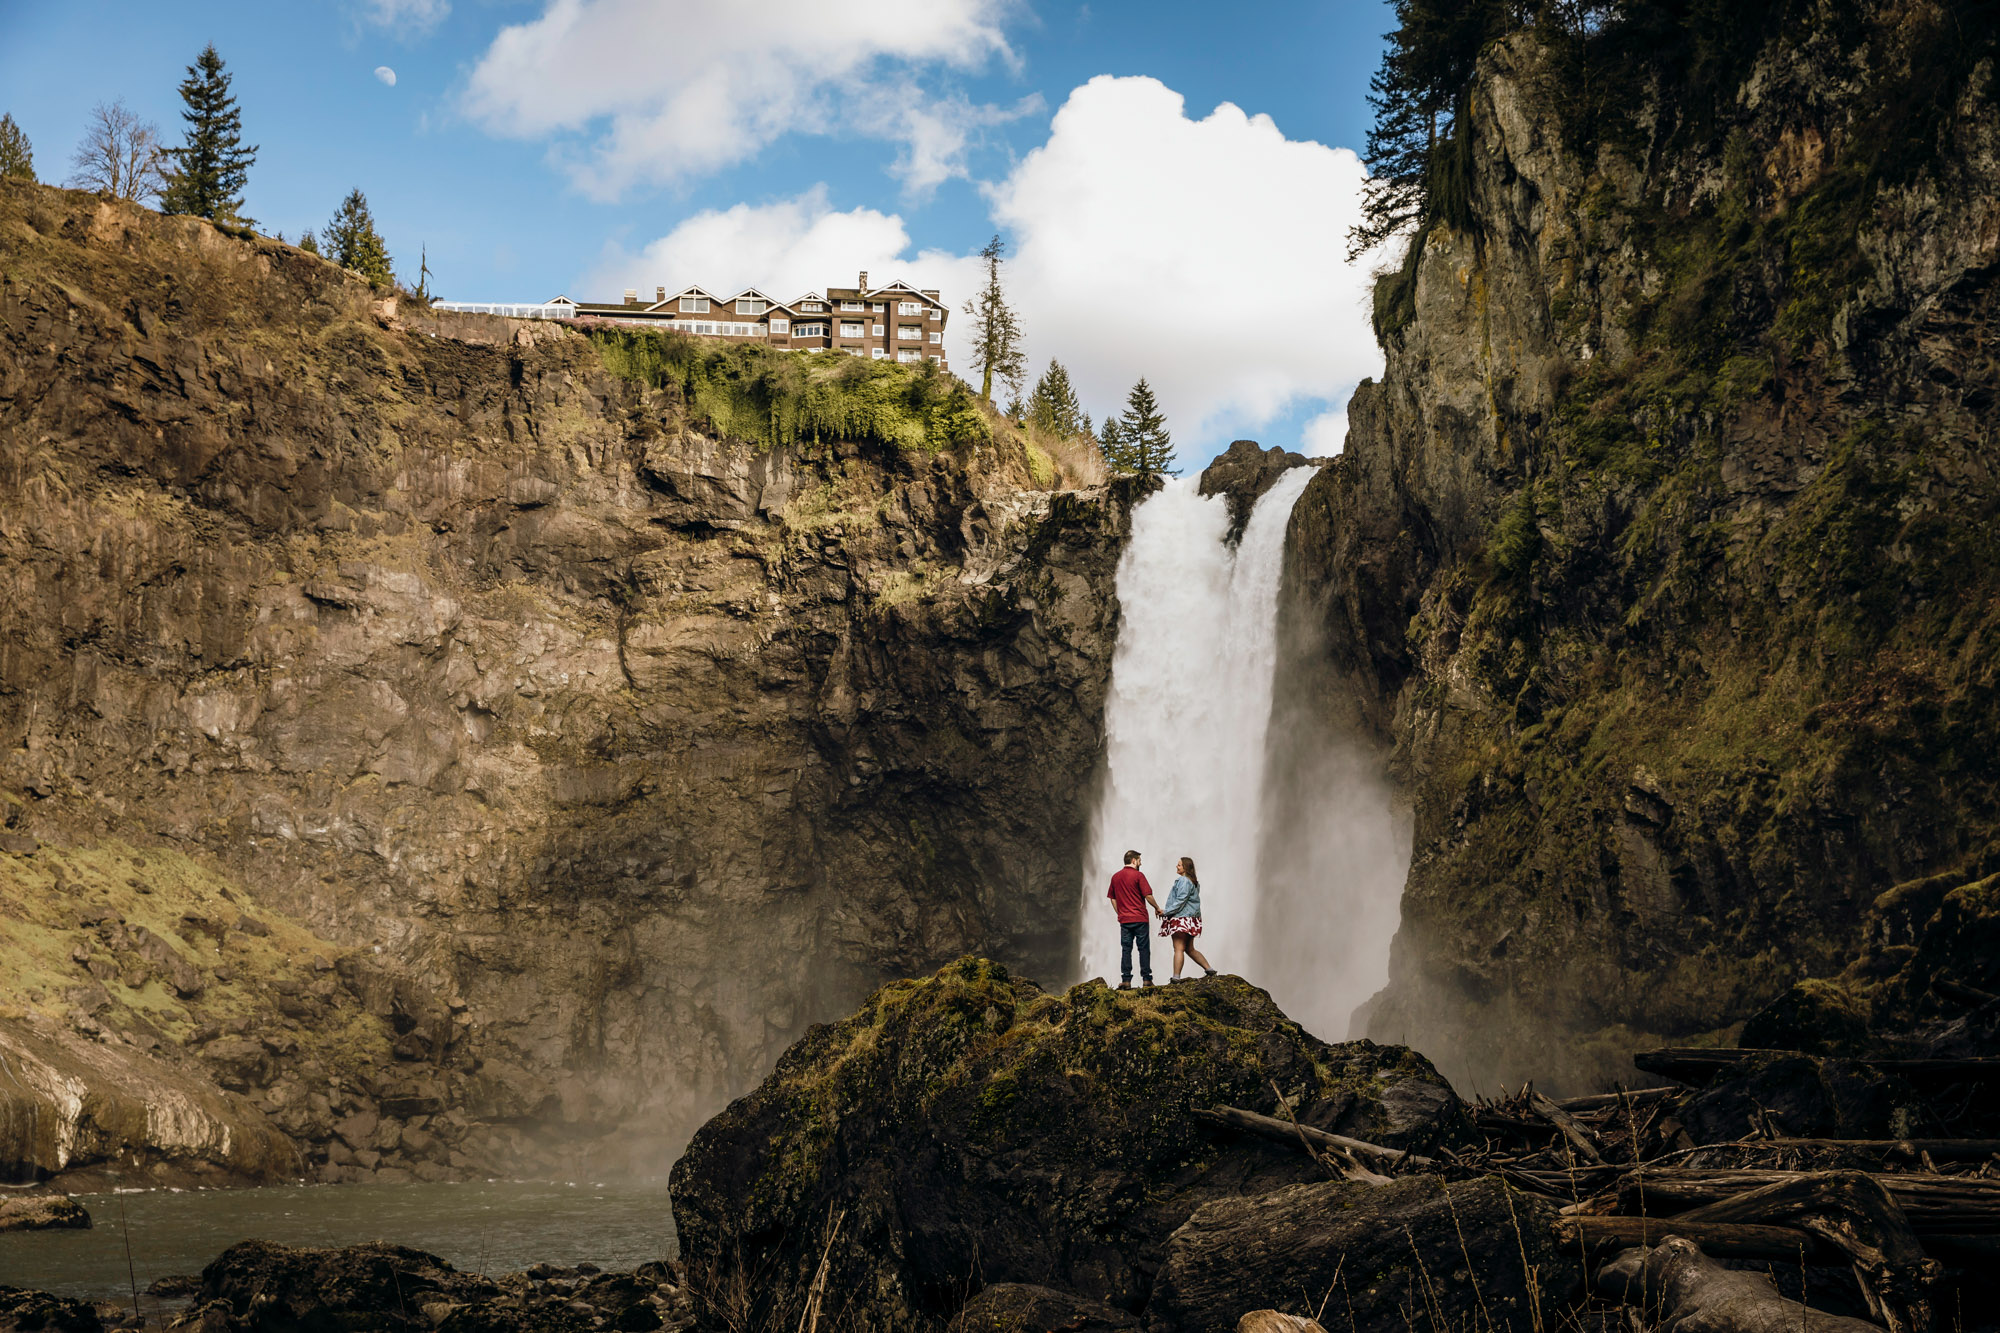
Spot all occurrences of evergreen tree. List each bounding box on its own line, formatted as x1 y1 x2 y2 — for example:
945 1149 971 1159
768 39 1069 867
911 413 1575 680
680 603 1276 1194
1098 414 1131 473
324 189 394 285
0 113 34 182
1118 377 1175 477
298 229 319 256
1027 359 1085 437
1004 394 1025 422
160 44 257 222
961 234 1026 404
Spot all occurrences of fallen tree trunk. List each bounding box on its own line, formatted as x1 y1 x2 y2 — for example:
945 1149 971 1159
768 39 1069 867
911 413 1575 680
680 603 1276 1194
1596 1236 1883 1332
1635 1049 2000 1086
1530 1090 1606 1164
1695 1138 2000 1161
1617 1170 2000 1234
1552 1086 1678 1112
1556 1215 1836 1263
1674 1172 1939 1333
1199 1106 1435 1169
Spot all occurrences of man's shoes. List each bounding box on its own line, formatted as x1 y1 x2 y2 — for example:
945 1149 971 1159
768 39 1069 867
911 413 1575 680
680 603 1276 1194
1117 981 1132 990
1141 979 1154 987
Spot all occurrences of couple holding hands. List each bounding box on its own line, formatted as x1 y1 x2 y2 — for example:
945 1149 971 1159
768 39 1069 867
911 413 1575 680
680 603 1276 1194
1104 849 1214 988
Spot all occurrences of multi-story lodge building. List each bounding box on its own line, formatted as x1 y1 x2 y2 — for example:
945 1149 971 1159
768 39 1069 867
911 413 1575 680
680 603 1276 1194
438 271 949 369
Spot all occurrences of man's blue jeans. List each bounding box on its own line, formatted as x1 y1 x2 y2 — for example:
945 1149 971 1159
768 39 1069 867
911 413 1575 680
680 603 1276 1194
1119 920 1152 984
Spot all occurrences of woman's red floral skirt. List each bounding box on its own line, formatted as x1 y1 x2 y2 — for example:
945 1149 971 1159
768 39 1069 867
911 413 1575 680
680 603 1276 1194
1160 915 1202 938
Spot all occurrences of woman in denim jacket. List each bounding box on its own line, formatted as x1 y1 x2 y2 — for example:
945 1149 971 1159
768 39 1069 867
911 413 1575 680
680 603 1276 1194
1159 857 1215 982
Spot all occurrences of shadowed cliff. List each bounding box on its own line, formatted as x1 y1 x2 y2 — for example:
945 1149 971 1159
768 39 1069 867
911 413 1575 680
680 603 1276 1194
1278 2 2000 1092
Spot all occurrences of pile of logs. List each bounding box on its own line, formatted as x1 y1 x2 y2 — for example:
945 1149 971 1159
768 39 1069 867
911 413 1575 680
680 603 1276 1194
1212 1050 2000 1332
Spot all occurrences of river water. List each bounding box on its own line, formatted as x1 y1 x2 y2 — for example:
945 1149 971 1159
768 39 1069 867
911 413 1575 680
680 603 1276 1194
1078 470 1405 1036
0 1179 676 1302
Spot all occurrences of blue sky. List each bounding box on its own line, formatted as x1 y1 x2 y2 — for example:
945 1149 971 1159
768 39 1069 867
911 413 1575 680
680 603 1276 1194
1 1 1395 469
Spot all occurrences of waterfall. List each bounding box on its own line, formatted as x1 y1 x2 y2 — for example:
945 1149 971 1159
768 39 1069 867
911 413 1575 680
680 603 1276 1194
1078 470 1406 1038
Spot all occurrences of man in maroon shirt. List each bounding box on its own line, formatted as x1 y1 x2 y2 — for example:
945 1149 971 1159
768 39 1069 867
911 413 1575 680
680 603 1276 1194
1108 849 1164 989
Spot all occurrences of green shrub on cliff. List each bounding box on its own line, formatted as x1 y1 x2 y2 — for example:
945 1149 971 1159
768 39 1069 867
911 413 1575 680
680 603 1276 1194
589 327 991 454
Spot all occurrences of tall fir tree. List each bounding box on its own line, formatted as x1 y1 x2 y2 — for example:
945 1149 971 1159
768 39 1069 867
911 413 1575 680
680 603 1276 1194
961 234 1026 404
160 45 257 222
1027 359 1085 437
0 113 34 182
1097 414 1131 472
1118 377 1175 477
324 189 394 285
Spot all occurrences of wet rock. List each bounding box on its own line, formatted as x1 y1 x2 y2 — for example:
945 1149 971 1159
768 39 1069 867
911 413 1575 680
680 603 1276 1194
671 958 1465 1330
0 1287 102 1332
1739 978 1874 1055
1148 1176 1581 1333
955 1283 1139 1331
1197 440 1314 540
0 1191 91 1231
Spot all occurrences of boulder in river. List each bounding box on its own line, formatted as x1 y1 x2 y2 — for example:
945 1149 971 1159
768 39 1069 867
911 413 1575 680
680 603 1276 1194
0 1191 90 1231
0 1287 102 1332
669 957 1468 1331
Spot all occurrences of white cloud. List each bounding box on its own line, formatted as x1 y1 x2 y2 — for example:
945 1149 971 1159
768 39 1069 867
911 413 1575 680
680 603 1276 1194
362 0 448 34
461 0 1020 200
584 186 980 309
374 66 398 87
988 76 1384 451
590 76 1385 462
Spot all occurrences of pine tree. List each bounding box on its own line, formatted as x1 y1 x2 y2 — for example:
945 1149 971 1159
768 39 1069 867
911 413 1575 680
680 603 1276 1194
160 45 257 222
1027 359 1085 438
0 113 34 182
324 189 394 285
1098 415 1131 472
1118 377 1175 477
298 229 319 256
962 234 1026 404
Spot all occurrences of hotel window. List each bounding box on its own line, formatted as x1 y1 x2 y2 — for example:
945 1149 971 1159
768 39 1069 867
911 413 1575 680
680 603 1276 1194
897 349 920 363
679 296 709 313
800 301 825 313
840 322 864 338
898 301 923 315
839 300 865 311
769 318 789 334
794 323 826 337
870 302 884 312
929 331 942 344
871 347 888 359
845 347 865 357
899 325 922 340
872 324 884 336
929 307 941 320
736 298 766 315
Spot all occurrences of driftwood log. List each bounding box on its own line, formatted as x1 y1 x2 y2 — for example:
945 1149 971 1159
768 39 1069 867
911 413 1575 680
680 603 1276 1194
1556 1215 1836 1262
1551 1086 1678 1112
1673 1172 1938 1333
1199 1106 1435 1169
1530 1090 1607 1164
1616 1169 2000 1234
1595 1236 1883 1332
1635 1049 2000 1086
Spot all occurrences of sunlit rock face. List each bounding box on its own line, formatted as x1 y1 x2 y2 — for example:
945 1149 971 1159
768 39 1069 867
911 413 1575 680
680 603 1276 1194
0 179 1136 1182
1278 13 2000 1093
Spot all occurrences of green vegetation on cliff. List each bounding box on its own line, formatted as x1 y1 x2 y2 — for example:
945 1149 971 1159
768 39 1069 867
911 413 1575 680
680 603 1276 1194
589 326 991 454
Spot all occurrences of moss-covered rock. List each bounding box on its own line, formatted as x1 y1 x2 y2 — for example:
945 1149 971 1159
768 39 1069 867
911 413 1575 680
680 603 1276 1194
668 957 1465 1331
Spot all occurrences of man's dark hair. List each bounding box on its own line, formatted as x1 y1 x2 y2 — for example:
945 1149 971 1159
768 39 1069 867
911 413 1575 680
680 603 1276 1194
1123 850 1141 865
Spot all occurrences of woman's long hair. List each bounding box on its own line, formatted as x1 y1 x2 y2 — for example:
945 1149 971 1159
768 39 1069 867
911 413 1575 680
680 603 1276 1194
1178 856 1198 886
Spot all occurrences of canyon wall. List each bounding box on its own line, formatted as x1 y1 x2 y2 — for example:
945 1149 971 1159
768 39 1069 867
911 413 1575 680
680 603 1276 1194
0 181 1132 1183
1280 5 2000 1091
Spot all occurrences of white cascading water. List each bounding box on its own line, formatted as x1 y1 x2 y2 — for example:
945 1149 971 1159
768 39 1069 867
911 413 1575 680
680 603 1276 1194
1078 469 1406 1039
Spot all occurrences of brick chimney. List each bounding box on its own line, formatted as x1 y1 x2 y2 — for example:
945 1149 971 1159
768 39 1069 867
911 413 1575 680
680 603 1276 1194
623 289 638 305
858 270 869 289
656 286 666 302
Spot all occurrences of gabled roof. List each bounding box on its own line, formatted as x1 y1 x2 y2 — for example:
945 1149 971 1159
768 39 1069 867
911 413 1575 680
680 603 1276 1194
544 294 579 306
645 284 723 311
725 287 781 304
866 281 942 306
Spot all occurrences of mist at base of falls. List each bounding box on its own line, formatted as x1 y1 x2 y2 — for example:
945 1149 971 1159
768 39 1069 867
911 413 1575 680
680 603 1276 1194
1078 472 1408 1040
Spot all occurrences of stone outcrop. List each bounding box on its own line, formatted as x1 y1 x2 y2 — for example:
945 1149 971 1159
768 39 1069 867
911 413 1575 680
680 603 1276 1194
1278 5 2000 1091
0 179 1135 1183
0 1190 89 1231
1196 440 1317 540
669 957 1467 1331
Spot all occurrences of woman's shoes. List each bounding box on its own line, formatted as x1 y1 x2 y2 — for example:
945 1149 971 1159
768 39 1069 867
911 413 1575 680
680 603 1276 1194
1203 968 1217 977
1169 977 1184 984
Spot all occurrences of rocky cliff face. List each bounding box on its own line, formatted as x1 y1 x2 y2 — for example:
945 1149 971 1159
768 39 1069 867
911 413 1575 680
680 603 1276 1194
1281 6 2000 1091
0 181 1133 1184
